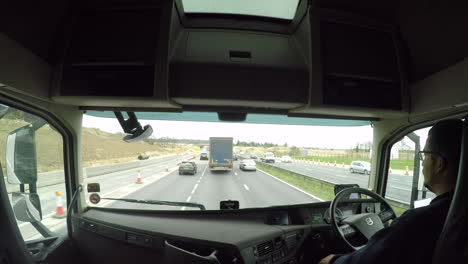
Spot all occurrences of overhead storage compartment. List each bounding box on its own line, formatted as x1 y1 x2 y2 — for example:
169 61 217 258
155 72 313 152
169 31 310 109
60 9 161 97
319 18 403 110
52 0 178 108
290 8 409 118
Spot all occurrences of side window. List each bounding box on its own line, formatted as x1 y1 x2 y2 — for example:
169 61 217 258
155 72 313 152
0 104 66 241
385 126 435 216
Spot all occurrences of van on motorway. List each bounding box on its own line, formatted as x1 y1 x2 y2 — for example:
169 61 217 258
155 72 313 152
262 152 276 163
200 152 209 160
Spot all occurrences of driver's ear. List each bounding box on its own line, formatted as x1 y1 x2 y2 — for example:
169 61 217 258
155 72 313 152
435 156 447 174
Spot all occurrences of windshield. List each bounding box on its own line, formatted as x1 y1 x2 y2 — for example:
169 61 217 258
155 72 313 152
82 112 373 210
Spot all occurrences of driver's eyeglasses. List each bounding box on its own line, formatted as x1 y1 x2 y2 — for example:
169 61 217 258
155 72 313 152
418 151 442 161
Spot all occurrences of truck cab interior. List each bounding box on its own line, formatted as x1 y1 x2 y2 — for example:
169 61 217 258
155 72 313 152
1 0 467 263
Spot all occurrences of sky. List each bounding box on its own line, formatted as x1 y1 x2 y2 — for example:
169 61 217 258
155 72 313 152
83 115 374 149
397 127 431 151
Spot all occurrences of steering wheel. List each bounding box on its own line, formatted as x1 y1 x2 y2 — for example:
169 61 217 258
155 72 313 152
330 187 397 250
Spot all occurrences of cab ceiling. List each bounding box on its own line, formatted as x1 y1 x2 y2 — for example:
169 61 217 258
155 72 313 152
1 0 468 83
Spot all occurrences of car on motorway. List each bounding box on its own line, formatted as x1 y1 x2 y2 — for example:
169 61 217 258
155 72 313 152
281 155 292 163
250 153 258 159
200 152 209 160
239 159 257 171
349 161 371 175
179 161 198 175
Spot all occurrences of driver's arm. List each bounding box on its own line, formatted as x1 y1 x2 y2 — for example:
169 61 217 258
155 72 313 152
318 254 339 264
318 226 395 264
318 209 430 264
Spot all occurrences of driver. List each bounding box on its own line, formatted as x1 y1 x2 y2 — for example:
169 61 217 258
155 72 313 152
319 119 463 264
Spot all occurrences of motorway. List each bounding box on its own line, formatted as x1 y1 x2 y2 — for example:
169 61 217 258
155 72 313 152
107 160 319 210
16 155 436 240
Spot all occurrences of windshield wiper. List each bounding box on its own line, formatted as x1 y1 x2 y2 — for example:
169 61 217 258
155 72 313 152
101 198 206 210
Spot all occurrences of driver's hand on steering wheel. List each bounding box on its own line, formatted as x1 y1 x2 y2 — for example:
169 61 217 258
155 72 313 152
318 254 336 264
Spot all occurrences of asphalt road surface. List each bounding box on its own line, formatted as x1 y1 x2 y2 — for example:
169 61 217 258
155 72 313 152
107 160 320 211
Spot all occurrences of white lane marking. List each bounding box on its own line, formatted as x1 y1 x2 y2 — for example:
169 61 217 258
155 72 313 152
235 172 238 176
201 163 208 177
243 184 250 191
183 166 207 207
257 169 324 202
191 183 199 195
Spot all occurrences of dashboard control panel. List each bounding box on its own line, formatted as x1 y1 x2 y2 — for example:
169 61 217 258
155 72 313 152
253 231 303 264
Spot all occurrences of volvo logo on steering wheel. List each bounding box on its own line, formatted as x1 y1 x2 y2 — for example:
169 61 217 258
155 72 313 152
365 217 374 226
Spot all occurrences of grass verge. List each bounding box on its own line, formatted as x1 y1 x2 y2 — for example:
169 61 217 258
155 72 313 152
256 162 335 201
257 162 408 216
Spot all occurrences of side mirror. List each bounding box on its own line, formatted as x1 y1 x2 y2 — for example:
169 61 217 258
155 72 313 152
12 192 42 222
6 125 38 184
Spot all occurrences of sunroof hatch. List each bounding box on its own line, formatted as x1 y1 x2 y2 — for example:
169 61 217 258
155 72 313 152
181 0 300 20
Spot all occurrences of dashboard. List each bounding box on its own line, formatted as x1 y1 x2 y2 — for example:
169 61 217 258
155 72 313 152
74 201 381 264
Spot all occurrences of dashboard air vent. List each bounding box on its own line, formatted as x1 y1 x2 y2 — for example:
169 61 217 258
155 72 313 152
256 240 274 257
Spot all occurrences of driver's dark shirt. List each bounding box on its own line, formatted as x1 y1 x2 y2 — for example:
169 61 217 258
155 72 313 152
332 191 454 264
